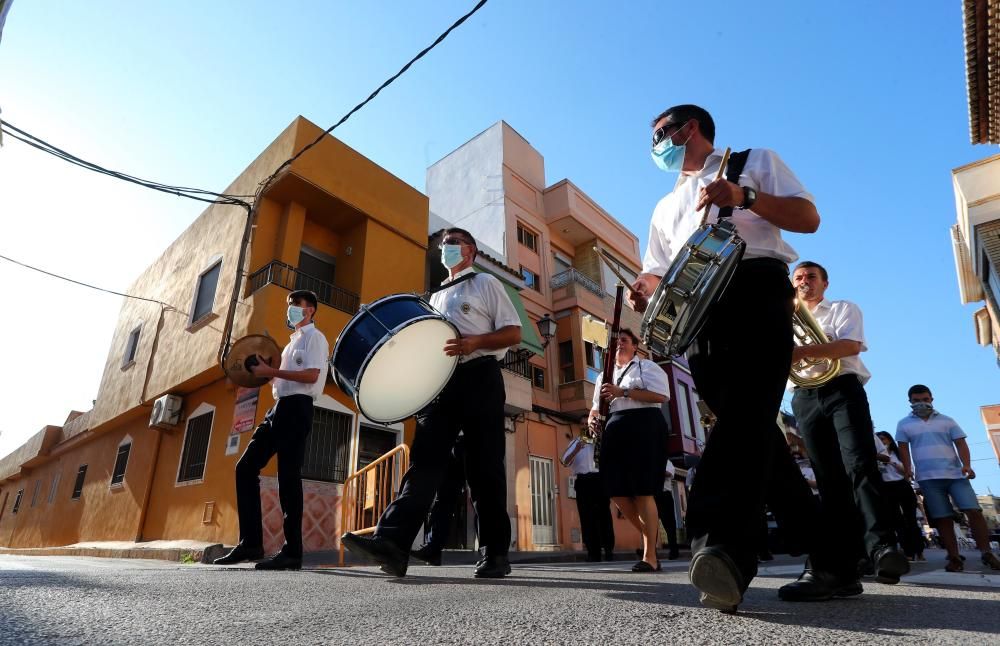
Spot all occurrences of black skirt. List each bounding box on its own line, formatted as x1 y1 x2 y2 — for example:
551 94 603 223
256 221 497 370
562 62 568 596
600 407 668 498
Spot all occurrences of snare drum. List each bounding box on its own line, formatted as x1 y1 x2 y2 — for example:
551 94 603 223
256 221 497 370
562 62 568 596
331 294 459 424
640 220 745 357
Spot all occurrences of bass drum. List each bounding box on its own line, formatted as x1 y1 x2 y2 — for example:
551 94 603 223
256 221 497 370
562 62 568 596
331 294 459 424
640 219 745 357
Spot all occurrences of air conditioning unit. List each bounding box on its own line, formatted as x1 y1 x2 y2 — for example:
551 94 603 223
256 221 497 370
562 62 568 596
150 394 183 429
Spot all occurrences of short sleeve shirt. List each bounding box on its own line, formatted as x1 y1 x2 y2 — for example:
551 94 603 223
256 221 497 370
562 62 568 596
804 299 871 384
430 268 522 362
591 358 670 414
895 412 967 481
274 323 330 401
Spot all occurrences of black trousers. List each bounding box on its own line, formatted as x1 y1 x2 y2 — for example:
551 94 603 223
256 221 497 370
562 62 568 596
423 434 467 550
882 479 923 558
235 394 313 558
574 472 614 557
792 374 898 570
654 487 679 551
376 358 511 556
685 259 831 586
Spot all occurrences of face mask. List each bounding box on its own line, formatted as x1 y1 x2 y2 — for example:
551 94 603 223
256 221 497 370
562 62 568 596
910 402 933 416
441 244 464 269
287 305 306 328
650 123 692 172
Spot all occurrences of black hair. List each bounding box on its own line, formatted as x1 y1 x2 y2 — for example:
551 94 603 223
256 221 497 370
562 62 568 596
288 290 318 319
794 261 829 282
908 384 932 399
618 327 640 346
444 227 478 251
650 104 716 144
876 431 900 457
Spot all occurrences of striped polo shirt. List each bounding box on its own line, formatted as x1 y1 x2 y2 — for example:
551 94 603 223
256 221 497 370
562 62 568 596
895 411 966 481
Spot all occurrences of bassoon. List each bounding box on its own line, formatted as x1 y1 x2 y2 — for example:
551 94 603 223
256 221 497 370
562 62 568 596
591 283 625 465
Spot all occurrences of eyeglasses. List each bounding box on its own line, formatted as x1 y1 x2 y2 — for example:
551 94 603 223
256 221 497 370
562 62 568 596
652 121 687 147
440 237 471 247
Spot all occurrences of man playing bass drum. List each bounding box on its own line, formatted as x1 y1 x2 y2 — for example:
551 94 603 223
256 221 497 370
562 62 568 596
629 104 842 611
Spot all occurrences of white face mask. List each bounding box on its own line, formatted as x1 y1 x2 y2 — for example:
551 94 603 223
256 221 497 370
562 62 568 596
287 305 306 328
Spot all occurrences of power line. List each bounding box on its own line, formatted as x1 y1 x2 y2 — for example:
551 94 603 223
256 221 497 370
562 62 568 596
257 0 489 196
0 252 172 307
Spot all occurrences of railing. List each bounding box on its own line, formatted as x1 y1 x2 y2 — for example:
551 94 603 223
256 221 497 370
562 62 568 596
501 348 532 379
248 260 360 315
550 268 604 298
339 443 410 566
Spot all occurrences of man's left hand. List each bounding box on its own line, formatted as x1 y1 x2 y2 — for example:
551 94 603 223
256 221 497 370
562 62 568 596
444 336 480 357
963 465 977 479
600 383 624 400
248 354 277 378
696 179 743 212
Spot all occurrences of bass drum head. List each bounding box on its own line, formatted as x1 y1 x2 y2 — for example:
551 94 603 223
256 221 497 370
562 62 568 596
669 242 744 355
357 317 458 423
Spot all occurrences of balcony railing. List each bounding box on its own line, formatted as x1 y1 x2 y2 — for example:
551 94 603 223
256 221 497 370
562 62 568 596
501 348 532 379
550 268 604 298
248 260 360 315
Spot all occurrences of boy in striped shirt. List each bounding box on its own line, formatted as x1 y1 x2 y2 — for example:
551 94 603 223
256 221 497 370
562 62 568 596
895 384 1000 573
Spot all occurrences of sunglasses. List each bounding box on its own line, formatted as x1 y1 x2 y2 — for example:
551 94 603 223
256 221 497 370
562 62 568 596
652 121 688 147
440 237 472 247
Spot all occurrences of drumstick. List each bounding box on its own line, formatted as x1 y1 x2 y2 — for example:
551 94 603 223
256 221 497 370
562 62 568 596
700 147 732 226
592 247 641 295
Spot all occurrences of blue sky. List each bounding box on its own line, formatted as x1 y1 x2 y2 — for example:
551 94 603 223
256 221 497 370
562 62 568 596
1 1 998 494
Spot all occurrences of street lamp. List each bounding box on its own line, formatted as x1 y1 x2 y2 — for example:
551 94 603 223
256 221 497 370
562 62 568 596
536 314 557 349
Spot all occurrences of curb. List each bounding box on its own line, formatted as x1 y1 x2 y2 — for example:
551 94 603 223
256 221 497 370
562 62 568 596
0 544 227 564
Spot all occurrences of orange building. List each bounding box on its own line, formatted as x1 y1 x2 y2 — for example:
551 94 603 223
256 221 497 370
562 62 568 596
426 122 706 553
0 116 429 554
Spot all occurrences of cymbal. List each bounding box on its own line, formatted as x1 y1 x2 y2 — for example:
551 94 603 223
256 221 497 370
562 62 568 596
223 334 281 388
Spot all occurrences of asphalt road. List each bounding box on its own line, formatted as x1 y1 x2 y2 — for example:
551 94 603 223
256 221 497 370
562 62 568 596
1 552 998 645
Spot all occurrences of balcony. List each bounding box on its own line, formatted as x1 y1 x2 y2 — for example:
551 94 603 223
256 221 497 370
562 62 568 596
501 349 532 415
558 379 596 417
501 349 532 379
550 269 603 298
248 260 360 315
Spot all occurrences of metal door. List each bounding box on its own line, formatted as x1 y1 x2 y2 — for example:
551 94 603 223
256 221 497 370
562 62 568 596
529 456 556 545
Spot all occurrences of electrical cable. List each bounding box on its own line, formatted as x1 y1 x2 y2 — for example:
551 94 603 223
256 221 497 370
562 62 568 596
257 0 489 195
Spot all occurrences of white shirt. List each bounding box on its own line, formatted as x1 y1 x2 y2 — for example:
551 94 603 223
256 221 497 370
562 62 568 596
797 298 871 385
591 357 670 414
430 268 522 362
273 323 330 401
562 438 598 475
643 148 814 274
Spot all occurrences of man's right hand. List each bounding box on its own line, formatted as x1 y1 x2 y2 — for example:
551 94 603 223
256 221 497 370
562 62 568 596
628 273 661 312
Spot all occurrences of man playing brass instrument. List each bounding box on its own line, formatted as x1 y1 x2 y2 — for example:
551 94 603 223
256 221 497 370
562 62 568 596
789 261 908 587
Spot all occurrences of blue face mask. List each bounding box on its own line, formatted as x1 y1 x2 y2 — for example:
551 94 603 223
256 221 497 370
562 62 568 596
441 244 464 269
650 123 691 173
287 305 306 329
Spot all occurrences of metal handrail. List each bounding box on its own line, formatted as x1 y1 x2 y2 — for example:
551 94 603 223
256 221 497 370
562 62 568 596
338 443 410 566
550 268 604 297
501 349 532 379
248 260 360 314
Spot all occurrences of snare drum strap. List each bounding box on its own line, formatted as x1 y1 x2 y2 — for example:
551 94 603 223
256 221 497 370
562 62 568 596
428 271 479 295
716 148 752 221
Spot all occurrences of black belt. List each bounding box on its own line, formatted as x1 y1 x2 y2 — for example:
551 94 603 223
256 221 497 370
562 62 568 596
794 373 861 391
457 355 498 369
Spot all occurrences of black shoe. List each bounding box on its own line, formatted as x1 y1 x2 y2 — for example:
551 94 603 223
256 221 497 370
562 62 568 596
758 551 774 563
585 553 601 563
474 554 511 578
667 548 680 561
411 543 443 566
341 532 408 577
213 544 265 565
689 547 745 613
778 569 863 601
254 552 302 571
603 550 615 562
872 545 910 585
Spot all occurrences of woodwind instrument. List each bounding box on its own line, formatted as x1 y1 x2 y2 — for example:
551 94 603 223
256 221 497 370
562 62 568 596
591 283 625 466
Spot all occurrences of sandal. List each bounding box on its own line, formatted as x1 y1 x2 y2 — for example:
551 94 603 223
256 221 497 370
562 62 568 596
945 556 964 573
631 560 656 572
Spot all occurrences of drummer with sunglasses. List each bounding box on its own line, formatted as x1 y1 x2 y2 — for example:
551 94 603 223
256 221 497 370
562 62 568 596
629 104 840 612
342 227 522 579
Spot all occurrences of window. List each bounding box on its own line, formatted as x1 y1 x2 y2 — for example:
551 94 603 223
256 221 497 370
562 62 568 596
552 253 571 275
30 480 41 508
12 489 23 514
559 341 575 384
71 465 87 500
531 366 546 390
584 341 603 382
357 425 398 471
191 259 222 323
48 471 61 504
691 389 707 446
122 324 142 368
675 383 694 439
297 247 337 305
302 407 353 483
521 266 540 292
178 411 214 483
517 223 539 252
111 440 132 486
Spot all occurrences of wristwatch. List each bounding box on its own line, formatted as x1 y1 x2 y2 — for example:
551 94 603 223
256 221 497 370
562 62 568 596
622 388 630 398
739 186 757 210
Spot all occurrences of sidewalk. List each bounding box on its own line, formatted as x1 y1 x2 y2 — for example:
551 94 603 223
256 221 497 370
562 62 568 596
0 540 227 563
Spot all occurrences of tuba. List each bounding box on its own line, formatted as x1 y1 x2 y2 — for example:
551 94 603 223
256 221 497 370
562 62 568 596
789 298 840 388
